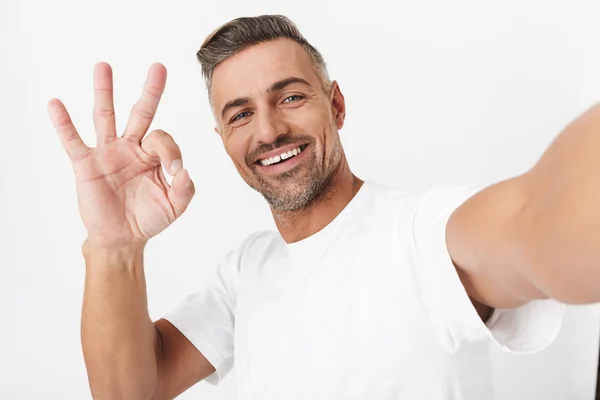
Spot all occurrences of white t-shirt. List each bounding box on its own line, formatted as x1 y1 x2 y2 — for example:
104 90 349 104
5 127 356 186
164 180 565 400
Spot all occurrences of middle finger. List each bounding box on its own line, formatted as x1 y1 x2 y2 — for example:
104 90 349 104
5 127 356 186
122 63 167 142
93 62 117 146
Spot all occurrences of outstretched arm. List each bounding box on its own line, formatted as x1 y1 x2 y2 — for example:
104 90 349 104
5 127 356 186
447 103 600 308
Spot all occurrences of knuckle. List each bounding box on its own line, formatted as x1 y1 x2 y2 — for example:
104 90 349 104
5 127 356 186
146 129 168 143
151 128 169 138
94 108 115 118
134 106 155 120
54 117 72 128
142 129 181 158
65 132 80 142
144 84 162 99
153 129 177 146
72 149 92 161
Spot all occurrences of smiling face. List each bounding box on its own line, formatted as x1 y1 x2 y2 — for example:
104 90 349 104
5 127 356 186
211 38 347 212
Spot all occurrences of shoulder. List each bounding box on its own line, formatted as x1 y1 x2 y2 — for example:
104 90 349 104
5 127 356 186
364 180 484 223
395 183 485 226
360 180 413 212
239 229 282 253
221 229 283 268
214 230 282 290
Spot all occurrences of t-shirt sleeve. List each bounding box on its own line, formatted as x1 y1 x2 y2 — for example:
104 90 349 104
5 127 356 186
162 244 243 385
404 183 565 354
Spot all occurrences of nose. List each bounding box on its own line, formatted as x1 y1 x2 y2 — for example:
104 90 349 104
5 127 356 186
254 107 289 145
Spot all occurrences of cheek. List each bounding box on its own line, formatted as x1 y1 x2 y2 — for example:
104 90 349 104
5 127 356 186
224 134 251 168
288 105 332 141
297 101 331 125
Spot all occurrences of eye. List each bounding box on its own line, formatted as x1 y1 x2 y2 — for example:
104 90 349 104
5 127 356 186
231 111 252 122
282 94 304 103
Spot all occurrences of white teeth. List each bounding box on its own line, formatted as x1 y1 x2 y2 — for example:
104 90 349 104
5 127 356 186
259 146 303 166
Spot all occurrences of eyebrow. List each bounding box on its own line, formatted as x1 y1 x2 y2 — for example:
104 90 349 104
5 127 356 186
267 76 311 93
221 97 250 120
220 76 312 120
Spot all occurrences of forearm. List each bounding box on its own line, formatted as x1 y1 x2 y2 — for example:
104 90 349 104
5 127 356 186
520 103 600 303
81 241 161 400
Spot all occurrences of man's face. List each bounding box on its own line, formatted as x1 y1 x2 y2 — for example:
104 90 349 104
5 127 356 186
211 38 346 212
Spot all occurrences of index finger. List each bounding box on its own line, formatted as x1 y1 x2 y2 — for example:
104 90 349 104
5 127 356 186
122 63 167 142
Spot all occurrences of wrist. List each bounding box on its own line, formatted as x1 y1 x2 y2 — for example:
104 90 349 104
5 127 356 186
82 239 146 269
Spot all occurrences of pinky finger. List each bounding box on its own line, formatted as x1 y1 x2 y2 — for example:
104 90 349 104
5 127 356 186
48 98 90 161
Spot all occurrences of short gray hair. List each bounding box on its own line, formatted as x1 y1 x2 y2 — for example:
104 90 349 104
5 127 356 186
197 15 331 102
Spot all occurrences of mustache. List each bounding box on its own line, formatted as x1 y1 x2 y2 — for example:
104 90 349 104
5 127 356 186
247 134 313 164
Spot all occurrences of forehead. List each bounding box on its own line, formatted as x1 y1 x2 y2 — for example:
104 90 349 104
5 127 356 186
211 38 320 108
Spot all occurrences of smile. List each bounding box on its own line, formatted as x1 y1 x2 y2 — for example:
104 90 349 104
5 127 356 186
257 144 309 166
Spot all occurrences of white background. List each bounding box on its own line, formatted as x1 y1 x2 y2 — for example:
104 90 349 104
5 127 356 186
1 0 599 399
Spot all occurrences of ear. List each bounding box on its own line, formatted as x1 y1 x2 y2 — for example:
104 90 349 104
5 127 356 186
329 80 346 130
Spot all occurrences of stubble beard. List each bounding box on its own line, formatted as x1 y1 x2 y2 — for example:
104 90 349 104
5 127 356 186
249 139 343 213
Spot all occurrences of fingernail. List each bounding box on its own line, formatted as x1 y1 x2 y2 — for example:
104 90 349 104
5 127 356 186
186 172 192 188
169 159 183 175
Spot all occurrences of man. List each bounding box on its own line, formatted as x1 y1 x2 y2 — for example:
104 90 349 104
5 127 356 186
48 14 599 400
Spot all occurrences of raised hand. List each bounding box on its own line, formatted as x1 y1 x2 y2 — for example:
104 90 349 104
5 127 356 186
48 62 195 250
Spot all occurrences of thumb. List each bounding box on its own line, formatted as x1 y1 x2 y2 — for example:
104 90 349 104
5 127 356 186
168 168 195 218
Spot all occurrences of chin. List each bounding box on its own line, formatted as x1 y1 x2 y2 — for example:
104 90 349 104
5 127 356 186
264 176 329 212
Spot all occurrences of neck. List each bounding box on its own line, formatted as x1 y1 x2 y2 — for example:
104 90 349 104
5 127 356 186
271 157 363 243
